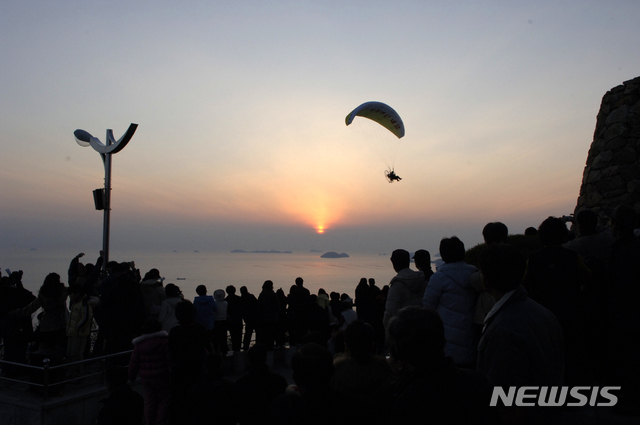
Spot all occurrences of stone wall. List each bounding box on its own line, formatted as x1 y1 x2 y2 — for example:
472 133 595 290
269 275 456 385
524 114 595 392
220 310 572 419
574 76 640 221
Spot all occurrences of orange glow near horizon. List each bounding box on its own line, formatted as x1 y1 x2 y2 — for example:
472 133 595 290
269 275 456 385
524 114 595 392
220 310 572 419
316 225 325 234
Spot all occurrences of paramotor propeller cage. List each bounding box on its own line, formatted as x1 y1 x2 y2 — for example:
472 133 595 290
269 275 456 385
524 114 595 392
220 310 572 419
385 168 402 183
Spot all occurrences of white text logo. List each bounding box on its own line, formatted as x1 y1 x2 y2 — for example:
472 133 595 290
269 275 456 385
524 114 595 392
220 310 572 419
490 386 620 407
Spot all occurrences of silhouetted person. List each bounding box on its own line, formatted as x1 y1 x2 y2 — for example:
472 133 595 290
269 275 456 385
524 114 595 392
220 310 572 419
225 285 243 352
482 222 508 245
275 287 288 347
239 286 258 351
185 352 237 425
413 249 434 282
140 268 166 321
423 237 478 367
21 272 68 353
332 320 392 423
563 208 615 285
478 244 564 425
355 277 375 325
470 223 509 343
606 205 640 413
383 249 426 330
168 300 211 425
377 305 495 425
339 294 357 331
306 294 331 344
101 262 145 360
0 271 35 376
159 283 183 332
98 366 144 425
288 277 311 344
369 279 385 353
234 343 288 425
193 284 217 345
329 291 344 322
257 280 280 350
386 169 401 182
268 343 354 425
523 216 591 385
213 289 229 355
129 318 171 425
66 280 99 377
68 251 104 297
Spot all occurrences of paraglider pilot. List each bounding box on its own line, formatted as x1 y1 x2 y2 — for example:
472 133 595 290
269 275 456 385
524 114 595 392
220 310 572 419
386 169 402 183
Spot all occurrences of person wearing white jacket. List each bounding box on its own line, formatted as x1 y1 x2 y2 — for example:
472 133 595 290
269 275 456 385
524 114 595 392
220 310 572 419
383 249 427 330
423 237 479 368
158 284 183 332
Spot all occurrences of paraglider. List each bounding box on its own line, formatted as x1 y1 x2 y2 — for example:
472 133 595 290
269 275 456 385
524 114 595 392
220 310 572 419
345 101 405 182
385 169 402 183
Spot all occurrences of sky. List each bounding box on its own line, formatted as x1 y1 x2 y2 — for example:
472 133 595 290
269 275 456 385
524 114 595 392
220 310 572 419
1 1 640 256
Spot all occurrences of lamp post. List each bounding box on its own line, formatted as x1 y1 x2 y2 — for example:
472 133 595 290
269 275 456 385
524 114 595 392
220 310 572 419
74 123 138 270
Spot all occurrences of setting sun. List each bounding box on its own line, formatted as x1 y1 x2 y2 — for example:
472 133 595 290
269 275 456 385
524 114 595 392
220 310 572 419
316 225 325 234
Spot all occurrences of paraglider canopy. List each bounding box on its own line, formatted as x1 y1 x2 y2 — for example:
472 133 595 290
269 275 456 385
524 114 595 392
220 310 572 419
345 101 405 139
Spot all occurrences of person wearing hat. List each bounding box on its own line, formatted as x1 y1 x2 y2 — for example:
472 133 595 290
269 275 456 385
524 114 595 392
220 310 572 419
413 249 434 282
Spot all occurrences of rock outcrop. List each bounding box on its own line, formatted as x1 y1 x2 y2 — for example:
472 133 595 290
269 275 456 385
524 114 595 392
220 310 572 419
320 251 349 258
574 76 640 221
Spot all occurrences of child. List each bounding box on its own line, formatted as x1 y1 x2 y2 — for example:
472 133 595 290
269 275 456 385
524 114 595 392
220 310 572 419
128 318 171 425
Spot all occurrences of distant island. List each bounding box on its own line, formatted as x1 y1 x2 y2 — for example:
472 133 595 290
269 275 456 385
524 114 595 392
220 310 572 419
320 251 349 258
231 249 293 254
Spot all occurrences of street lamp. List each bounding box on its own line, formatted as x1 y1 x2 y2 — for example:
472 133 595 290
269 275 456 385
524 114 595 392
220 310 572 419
74 123 138 270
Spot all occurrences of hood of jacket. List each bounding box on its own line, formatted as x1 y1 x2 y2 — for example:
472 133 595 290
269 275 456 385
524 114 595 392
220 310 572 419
132 330 168 345
213 289 226 301
164 296 182 308
435 262 478 289
391 268 426 294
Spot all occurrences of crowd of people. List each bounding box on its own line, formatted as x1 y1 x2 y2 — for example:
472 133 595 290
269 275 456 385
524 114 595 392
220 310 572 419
1 205 640 424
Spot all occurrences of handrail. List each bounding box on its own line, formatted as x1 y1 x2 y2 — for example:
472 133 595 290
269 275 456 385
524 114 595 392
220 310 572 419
0 350 133 401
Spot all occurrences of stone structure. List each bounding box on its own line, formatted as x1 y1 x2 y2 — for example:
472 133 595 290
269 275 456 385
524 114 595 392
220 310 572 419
574 76 640 221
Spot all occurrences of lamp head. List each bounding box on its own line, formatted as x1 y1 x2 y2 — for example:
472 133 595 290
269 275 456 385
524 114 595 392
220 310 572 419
74 129 92 147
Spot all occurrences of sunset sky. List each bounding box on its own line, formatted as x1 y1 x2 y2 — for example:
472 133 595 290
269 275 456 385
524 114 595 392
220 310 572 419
2 1 640 255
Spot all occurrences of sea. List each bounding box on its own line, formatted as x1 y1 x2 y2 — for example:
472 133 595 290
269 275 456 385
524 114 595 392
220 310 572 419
1 248 408 299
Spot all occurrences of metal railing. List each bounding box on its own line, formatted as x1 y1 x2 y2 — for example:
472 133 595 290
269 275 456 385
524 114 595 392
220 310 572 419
0 349 133 400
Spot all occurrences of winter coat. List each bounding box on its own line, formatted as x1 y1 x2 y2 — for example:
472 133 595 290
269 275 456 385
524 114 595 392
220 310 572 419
194 295 217 330
213 290 228 321
477 286 564 387
340 308 358 331
240 292 259 325
128 330 171 385
159 297 182 332
423 261 478 365
140 279 166 319
22 288 69 333
258 288 280 324
317 293 330 310
383 268 426 329
67 294 99 338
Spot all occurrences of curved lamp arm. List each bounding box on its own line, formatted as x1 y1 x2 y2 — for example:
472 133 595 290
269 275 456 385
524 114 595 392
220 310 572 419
74 123 138 154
